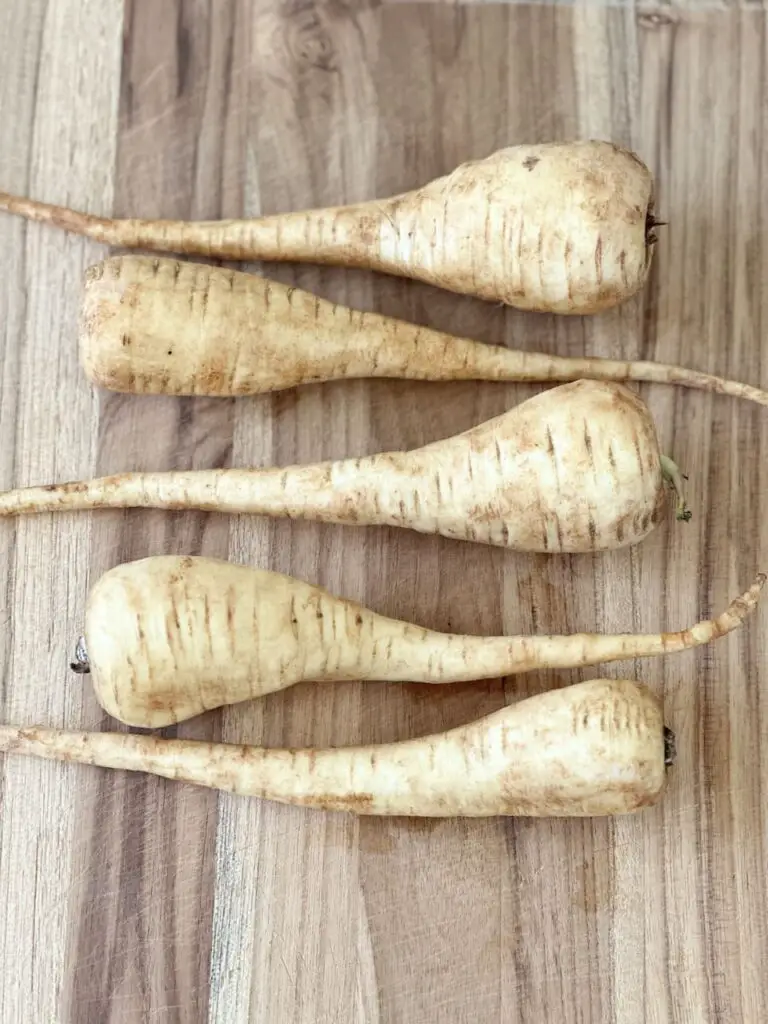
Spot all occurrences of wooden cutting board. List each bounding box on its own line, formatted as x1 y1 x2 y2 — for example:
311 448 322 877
1 1 767 1021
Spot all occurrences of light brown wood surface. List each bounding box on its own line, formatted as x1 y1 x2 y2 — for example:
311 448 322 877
0 2 767 1022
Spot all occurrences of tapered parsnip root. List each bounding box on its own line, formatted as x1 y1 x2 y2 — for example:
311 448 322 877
0 380 689 552
74 555 764 728
80 255 768 410
0 679 670 816
2 141 656 313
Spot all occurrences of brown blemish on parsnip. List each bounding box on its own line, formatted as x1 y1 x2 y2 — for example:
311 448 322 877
291 792 376 812
43 481 89 494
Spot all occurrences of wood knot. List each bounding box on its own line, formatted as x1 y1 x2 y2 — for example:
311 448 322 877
637 9 678 29
287 4 337 72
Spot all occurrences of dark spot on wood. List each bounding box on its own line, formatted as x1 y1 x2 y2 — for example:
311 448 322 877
355 613 363 626
176 14 192 96
122 334 131 347
167 349 173 356
522 155 540 172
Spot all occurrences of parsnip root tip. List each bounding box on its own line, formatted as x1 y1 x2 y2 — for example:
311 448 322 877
69 635 90 675
645 212 667 246
660 454 692 521
663 727 676 767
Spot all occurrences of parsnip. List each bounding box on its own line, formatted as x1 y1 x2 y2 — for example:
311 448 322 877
1 140 656 313
0 679 672 816
73 555 764 729
0 379 691 551
80 255 768 408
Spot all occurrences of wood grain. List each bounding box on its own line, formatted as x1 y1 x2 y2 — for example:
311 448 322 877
0 3 123 1022
0 1 766 1022
64 4 249 1021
